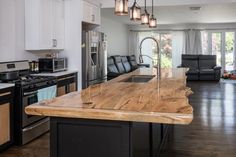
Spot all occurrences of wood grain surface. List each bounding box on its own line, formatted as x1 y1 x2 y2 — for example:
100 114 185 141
25 68 193 125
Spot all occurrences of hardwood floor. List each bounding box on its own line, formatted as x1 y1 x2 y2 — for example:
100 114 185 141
0 133 49 157
161 81 236 157
1 81 236 157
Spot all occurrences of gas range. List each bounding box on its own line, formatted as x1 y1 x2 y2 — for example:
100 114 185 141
0 60 58 145
1 75 56 86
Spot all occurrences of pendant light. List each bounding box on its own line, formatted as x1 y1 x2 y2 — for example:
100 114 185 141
149 0 157 28
115 0 129 16
130 0 141 21
141 0 150 25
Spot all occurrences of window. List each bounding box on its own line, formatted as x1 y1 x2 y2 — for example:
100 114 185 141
139 32 172 68
201 31 236 71
212 33 222 66
225 32 234 71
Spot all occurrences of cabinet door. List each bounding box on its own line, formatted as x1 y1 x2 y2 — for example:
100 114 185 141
92 4 100 25
57 86 66 97
40 0 54 49
68 82 76 93
82 1 93 23
0 103 10 145
52 0 65 49
82 1 100 25
25 0 65 50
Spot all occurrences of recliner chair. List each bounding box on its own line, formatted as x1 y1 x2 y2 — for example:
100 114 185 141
121 56 131 73
107 57 120 80
198 55 221 81
107 55 151 80
181 55 199 81
179 54 221 81
112 56 126 74
127 55 139 70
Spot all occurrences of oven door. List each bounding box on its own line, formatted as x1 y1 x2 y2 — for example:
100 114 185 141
22 90 43 128
22 85 57 128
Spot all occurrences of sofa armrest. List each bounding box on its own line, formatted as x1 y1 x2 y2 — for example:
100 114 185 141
214 66 222 70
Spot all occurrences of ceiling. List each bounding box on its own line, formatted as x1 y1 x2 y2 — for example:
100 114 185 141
101 3 236 25
100 0 236 8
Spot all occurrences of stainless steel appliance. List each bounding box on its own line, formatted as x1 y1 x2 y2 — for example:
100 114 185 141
0 60 57 145
38 58 67 73
82 31 107 89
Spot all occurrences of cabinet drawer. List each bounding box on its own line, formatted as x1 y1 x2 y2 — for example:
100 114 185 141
57 74 77 87
0 103 10 145
69 82 76 92
0 88 13 103
57 86 66 97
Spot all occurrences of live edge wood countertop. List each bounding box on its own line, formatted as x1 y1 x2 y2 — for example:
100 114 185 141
25 68 193 125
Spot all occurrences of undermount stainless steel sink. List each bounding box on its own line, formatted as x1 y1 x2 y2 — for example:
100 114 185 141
121 75 155 83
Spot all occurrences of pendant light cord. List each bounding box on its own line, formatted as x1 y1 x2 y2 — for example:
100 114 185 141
145 0 146 10
152 0 154 15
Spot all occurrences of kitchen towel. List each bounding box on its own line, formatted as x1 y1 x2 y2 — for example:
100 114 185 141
37 85 57 102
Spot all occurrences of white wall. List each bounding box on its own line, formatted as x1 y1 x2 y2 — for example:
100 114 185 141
0 0 41 62
60 0 83 90
101 17 129 56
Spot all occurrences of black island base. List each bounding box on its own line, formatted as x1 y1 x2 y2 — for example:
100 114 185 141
50 117 171 157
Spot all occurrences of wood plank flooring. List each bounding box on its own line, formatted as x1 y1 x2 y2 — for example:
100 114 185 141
1 81 236 157
161 81 236 157
0 133 49 157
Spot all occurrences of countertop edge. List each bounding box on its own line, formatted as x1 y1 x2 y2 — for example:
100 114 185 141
25 105 193 125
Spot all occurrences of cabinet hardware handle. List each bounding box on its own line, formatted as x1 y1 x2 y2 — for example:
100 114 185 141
0 92 11 97
92 14 95 22
23 91 38 96
52 39 57 47
22 118 49 132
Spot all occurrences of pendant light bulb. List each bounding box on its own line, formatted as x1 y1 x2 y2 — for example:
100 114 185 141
141 0 150 25
130 0 141 21
149 0 157 28
115 0 129 16
149 15 157 28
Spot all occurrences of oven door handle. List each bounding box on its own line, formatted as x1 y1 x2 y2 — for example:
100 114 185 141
24 91 38 96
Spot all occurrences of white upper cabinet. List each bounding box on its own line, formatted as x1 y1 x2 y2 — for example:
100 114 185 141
82 0 101 25
25 0 65 50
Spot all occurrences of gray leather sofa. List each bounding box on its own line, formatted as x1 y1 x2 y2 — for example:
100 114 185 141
179 54 222 81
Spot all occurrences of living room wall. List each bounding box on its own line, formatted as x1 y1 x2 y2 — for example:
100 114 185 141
101 16 129 57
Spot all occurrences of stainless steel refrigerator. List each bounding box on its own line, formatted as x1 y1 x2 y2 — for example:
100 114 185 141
82 31 107 89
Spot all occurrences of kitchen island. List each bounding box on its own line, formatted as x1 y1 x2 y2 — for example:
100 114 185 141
25 68 193 157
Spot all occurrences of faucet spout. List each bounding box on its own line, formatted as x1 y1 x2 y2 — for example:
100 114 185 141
139 37 161 79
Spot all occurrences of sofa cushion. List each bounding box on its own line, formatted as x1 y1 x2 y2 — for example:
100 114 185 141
121 56 131 72
182 55 199 60
127 55 139 70
112 55 126 73
182 60 199 69
107 57 119 74
186 69 199 75
199 55 216 69
199 69 215 74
